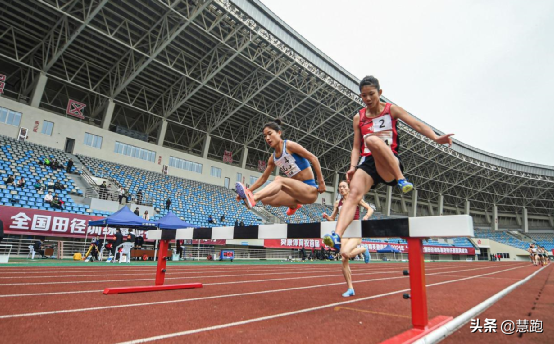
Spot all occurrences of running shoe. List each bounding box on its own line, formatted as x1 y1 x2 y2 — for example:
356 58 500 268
235 182 255 209
286 204 302 216
342 288 355 297
397 179 413 194
322 231 341 250
363 246 371 263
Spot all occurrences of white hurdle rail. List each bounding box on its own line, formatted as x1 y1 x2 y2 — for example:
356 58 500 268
147 215 474 241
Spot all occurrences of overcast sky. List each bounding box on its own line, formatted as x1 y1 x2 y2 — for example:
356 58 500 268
260 0 554 167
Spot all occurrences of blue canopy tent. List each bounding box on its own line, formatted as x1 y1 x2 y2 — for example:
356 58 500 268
376 244 403 261
153 211 198 230
88 207 157 259
89 206 155 228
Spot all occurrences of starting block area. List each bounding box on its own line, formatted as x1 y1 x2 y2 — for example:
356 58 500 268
103 215 474 344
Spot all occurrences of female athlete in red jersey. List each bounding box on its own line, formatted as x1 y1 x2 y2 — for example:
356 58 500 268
323 180 373 297
324 76 454 251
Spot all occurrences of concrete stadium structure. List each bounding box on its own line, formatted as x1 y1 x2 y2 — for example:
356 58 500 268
0 0 553 232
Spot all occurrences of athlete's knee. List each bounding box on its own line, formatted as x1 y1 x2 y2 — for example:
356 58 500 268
346 187 364 203
365 135 385 150
274 176 284 182
340 250 350 259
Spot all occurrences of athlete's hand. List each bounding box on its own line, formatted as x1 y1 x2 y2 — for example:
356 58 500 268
317 180 326 194
363 215 370 221
346 167 356 183
434 133 454 147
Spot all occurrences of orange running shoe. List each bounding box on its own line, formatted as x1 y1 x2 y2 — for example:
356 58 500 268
235 182 255 209
286 204 302 216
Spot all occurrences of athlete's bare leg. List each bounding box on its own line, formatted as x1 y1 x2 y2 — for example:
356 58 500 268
253 176 318 205
340 238 365 260
261 192 298 209
334 170 374 238
364 136 404 181
342 255 353 290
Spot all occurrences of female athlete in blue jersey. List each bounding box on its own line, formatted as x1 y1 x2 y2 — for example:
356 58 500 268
236 119 325 216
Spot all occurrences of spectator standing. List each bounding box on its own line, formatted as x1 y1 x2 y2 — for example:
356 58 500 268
112 229 124 261
6 175 14 184
99 181 107 200
44 191 53 204
66 158 74 173
137 190 143 205
239 220 244 227
134 207 140 216
220 214 226 223
234 219 239 226
17 177 25 188
165 197 171 211
34 239 46 258
143 211 150 221
118 187 126 204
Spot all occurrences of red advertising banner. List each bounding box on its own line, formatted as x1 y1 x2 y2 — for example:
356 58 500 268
0 206 147 239
265 238 325 249
264 239 475 255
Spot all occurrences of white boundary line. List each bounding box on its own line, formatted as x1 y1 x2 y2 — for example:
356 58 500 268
412 265 549 344
0 265 525 318
115 265 529 344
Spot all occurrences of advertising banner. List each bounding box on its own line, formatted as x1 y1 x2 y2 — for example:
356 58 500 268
264 238 475 255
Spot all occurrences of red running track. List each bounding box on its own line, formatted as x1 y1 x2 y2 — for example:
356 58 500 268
0 261 549 344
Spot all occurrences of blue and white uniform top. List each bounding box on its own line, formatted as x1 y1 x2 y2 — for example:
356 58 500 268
273 140 310 178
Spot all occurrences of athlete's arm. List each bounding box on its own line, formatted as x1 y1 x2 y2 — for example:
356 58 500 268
347 114 362 182
359 199 374 220
323 200 340 221
286 141 326 193
391 105 454 146
249 156 276 192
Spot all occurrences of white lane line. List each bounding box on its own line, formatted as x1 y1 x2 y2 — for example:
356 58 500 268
413 265 549 344
0 266 474 298
0 267 342 279
115 265 530 344
0 264 488 287
0 265 521 314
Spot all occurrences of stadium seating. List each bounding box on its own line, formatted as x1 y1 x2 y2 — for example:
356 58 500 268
77 155 262 226
474 228 530 250
0 135 86 213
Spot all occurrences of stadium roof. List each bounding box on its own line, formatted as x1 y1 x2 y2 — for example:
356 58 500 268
0 0 552 216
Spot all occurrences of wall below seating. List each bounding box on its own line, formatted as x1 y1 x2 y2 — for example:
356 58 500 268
0 97 335 202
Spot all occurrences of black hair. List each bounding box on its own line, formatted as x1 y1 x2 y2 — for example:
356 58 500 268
359 75 380 92
263 118 283 133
